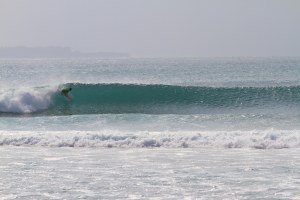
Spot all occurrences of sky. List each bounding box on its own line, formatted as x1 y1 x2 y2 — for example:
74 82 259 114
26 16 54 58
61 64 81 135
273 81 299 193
0 0 299 57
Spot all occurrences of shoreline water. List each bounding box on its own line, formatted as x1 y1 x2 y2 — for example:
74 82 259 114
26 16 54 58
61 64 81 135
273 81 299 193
1 147 299 199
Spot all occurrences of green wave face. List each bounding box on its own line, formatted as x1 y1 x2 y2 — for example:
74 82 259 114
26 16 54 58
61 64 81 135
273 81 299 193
46 83 300 115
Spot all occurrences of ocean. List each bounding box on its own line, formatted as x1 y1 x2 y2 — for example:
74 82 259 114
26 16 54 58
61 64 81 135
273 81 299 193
0 57 300 199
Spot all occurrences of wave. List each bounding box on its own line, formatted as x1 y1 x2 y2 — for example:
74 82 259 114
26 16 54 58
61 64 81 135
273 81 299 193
0 87 54 113
1 83 300 114
0 130 299 149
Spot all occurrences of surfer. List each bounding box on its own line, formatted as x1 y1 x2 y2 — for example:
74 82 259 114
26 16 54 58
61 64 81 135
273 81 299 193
61 87 72 100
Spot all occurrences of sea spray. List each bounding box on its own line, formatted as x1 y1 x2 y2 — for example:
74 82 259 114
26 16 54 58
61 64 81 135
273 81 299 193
0 86 57 113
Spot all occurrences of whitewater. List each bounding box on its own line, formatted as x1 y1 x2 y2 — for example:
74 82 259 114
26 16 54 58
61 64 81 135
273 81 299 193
1 57 300 199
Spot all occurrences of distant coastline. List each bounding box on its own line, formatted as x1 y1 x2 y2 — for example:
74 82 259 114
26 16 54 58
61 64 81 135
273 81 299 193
0 46 129 58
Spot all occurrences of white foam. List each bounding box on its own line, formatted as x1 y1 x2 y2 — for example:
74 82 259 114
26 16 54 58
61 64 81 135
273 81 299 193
0 87 56 113
0 129 299 149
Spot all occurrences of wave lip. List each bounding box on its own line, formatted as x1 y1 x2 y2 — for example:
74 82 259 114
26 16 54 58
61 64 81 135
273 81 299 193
0 130 299 149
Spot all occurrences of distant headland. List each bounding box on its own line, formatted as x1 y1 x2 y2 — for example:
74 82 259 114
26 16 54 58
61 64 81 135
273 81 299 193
0 46 129 58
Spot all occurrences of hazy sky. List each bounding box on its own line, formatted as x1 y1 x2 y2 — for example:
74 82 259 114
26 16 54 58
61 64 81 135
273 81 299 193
0 0 299 57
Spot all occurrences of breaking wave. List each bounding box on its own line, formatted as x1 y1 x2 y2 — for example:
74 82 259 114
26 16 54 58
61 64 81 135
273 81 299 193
0 130 299 149
0 87 54 113
1 83 300 115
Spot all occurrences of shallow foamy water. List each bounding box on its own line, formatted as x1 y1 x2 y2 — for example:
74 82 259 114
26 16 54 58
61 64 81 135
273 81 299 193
0 147 299 199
